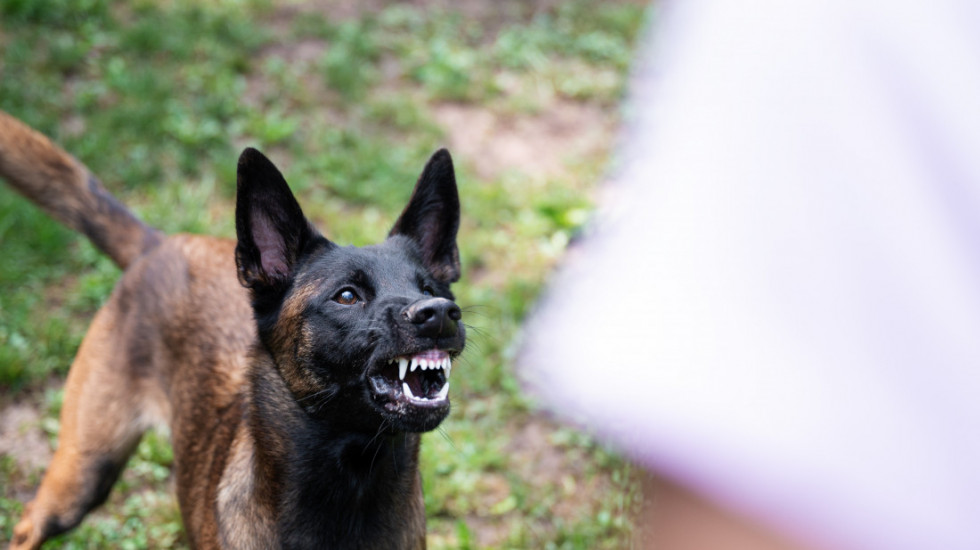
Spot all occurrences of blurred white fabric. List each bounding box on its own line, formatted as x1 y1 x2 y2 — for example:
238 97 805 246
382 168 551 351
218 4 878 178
519 1 980 549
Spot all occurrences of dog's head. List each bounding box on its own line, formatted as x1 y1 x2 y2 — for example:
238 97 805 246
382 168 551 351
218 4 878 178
234 148 465 433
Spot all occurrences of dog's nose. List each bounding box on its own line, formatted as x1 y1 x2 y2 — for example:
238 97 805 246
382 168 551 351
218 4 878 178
402 298 461 338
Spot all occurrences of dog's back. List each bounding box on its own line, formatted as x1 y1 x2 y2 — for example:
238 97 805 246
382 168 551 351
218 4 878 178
1 110 259 548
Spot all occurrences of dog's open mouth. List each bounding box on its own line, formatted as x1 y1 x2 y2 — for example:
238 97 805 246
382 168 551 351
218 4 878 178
369 349 452 411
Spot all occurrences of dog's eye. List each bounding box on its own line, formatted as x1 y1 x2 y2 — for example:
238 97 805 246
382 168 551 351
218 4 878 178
335 289 359 305
422 285 434 297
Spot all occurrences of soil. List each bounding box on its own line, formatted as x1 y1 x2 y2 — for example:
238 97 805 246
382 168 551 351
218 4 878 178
433 100 616 182
0 385 55 503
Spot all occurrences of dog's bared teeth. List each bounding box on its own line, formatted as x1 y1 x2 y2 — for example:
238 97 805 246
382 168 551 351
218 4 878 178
399 358 408 381
410 357 419 372
436 381 449 401
402 381 416 399
445 358 452 379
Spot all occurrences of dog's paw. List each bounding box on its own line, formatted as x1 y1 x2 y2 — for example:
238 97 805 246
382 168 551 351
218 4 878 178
10 504 42 550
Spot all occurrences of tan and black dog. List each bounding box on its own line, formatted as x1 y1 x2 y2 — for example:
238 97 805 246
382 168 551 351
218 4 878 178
0 110 465 549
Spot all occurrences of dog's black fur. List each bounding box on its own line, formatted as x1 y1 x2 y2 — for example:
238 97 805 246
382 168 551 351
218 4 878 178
232 148 465 547
4 103 465 550
230 148 467 548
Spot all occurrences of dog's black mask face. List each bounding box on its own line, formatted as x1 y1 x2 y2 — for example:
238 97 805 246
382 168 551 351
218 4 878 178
234 148 464 433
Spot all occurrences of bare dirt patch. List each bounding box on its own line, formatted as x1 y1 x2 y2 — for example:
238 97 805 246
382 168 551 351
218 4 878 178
0 389 53 502
433 100 616 182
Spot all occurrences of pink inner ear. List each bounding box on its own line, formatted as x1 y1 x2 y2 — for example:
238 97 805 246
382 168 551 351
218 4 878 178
252 210 289 280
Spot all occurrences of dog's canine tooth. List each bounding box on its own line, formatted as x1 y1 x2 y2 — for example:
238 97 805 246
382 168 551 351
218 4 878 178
399 358 408 381
402 382 415 399
445 358 452 378
436 382 449 401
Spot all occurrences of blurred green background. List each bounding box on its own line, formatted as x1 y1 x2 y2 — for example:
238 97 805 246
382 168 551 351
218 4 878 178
0 0 650 547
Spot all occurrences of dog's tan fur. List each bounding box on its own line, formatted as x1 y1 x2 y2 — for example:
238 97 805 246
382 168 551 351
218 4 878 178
0 111 163 268
1 111 428 549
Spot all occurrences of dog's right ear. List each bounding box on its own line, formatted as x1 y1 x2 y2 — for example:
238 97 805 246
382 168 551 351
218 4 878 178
235 148 324 293
388 149 461 284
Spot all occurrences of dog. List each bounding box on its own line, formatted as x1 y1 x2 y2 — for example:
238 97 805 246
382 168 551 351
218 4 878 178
0 109 465 549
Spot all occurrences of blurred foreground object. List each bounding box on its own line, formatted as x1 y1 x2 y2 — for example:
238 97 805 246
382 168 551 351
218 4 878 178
519 0 980 549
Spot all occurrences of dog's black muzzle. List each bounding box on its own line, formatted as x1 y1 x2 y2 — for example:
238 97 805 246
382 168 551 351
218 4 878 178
362 296 465 432
402 297 461 339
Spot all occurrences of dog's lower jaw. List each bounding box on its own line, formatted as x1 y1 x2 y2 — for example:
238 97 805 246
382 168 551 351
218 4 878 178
240 355 427 550
367 350 459 433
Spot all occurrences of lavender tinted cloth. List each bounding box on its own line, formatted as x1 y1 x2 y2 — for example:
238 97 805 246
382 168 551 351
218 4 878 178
520 1 980 549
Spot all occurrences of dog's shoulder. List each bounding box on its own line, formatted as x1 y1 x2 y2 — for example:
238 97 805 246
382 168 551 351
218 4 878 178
105 233 254 412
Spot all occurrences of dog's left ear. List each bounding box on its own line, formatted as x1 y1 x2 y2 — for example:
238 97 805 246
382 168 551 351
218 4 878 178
389 149 461 283
235 147 323 294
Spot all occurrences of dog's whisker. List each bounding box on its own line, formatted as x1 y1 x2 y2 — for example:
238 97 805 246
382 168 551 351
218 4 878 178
453 354 480 371
435 426 460 454
461 327 490 346
456 338 486 354
313 397 332 414
459 305 492 318
366 419 391 477
459 323 491 341
346 324 395 334
297 388 335 403
365 418 390 451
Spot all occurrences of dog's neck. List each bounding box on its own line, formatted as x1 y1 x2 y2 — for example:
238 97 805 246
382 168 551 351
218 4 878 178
246 353 425 549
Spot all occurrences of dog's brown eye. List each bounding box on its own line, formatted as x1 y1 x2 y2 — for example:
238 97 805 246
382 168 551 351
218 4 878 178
336 289 358 305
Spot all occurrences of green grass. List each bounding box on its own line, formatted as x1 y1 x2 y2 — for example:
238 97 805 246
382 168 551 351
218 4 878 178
0 0 649 547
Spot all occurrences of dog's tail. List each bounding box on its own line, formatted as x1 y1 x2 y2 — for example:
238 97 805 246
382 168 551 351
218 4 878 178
0 110 163 269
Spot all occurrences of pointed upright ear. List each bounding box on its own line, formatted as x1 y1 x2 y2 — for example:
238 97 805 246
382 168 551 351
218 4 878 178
235 147 322 293
389 149 461 283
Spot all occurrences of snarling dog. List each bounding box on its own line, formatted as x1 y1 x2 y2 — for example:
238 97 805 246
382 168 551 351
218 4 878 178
0 110 465 549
